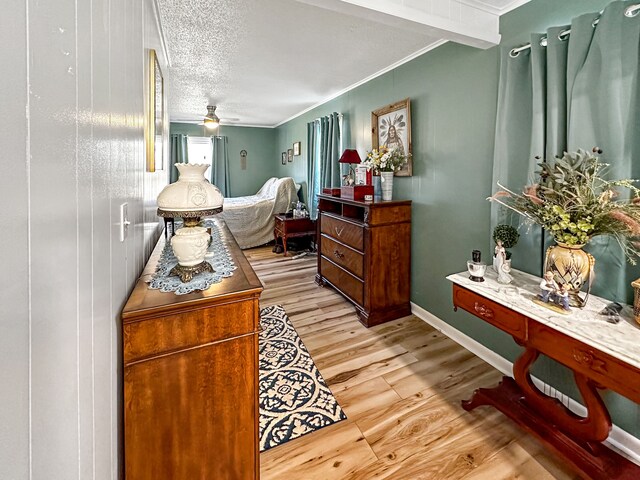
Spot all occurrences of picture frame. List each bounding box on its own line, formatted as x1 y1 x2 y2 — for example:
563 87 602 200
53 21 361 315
281 152 287 165
146 49 164 172
293 141 301 156
287 148 293 162
371 98 412 176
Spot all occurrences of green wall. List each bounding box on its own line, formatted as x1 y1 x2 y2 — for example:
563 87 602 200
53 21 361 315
274 0 639 436
170 122 277 196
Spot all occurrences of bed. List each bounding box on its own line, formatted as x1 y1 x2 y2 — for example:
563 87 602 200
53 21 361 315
221 177 299 249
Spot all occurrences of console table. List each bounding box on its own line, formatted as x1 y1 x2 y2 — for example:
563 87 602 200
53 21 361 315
448 268 640 479
122 221 263 479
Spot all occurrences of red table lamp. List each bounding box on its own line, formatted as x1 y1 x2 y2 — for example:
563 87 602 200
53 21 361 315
338 149 374 201
339 149 362 186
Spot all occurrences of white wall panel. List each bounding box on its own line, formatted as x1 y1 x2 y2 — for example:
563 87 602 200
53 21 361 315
0 1 30 479
28 0 80 476
1 0 167 478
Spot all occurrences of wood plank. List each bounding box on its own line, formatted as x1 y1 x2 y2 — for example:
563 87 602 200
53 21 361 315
244 246 576 479
259 422 378 480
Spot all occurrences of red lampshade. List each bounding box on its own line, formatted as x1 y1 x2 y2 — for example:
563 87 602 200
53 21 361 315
339 149 361 164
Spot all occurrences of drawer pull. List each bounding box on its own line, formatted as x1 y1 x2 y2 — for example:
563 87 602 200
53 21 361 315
474 302 494 320
333 249 345 259
334 226 344 237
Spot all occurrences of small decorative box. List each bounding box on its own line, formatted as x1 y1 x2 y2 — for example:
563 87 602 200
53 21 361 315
340 185 374 201
322 188 341 196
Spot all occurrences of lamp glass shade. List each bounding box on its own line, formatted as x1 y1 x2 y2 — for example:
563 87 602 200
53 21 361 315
157 163 223 212
339 149 361 164
204 117 219 129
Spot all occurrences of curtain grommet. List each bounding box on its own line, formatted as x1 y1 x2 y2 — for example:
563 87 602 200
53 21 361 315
509 48 520 58
625 5 640 18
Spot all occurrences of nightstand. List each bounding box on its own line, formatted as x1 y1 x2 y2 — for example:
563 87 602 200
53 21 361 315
273 214 316 256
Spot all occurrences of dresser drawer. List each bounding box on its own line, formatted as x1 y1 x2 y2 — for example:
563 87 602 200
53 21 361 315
527 322 640 404
321 257 364 306
321 214 363 251
321 234 364 279
123 300 258 364
453 285 526 341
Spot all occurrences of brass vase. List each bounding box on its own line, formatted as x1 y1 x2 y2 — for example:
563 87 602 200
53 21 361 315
544 242 595 307
632 279 640 325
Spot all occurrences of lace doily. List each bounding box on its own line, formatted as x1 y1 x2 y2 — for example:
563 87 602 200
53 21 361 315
148 219 236 294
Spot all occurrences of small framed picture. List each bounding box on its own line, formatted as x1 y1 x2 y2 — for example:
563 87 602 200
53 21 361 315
287 149 293 162
293 141 301 156
281 152 287 165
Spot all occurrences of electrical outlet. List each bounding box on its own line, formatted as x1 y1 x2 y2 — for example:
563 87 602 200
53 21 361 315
120 203 130 242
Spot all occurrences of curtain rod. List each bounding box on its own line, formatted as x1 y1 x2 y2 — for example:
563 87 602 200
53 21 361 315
313 113 343 123
509 3 639 58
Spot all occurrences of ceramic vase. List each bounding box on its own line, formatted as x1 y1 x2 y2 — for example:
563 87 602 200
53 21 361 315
544 242 595 307
632 278 640 326
380 171 394 201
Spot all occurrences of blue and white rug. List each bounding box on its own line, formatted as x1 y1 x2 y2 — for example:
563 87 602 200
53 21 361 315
259 305 347 451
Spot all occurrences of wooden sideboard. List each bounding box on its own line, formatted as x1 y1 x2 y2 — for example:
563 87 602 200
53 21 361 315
122 221 263 480
316 194 411 327
448 268 640 480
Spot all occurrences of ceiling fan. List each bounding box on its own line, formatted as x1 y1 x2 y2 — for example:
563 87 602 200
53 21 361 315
197 105 240 129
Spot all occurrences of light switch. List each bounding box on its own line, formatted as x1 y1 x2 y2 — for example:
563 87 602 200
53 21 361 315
120 203 130 242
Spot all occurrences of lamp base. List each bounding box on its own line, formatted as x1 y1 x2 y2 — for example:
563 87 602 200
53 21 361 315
170 261 214 283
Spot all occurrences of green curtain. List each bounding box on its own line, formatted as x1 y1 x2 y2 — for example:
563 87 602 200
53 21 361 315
212 136 231 197
492 0 640 302
306 113 341 220
169 134 188 183
320 113 342 189
306 120 319 219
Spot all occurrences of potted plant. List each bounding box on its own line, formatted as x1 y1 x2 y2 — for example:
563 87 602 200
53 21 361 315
362 146 411 201
493 224 519 262
488 148 640 306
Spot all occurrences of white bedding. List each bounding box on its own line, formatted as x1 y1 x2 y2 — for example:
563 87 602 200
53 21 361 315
221 177 299 249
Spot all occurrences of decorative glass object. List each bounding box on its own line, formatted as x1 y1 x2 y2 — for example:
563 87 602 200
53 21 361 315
467 250 486 282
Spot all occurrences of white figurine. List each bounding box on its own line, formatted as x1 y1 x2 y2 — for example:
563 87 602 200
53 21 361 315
494 239 505 273
494 239 512 283
538 271 559 303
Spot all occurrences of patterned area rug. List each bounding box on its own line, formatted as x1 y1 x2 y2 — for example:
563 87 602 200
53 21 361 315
259 305 347 451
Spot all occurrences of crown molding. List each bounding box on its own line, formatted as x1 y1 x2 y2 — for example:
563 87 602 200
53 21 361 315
151 0 171 67
456 0 530 16
274 39 447 128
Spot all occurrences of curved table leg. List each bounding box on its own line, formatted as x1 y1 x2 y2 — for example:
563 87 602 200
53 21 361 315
461 346 637 479
513 347 611 443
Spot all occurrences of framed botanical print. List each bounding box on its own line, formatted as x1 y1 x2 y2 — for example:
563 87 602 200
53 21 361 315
287 148 293 162
293 141 301 156
146 49 164 172
281 152 287 165
371 98 412 176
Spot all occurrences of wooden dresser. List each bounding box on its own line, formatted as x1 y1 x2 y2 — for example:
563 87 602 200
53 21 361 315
122 222 263 480
316 194 411 327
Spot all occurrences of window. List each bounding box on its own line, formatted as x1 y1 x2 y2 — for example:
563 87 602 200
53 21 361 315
187 136 213 170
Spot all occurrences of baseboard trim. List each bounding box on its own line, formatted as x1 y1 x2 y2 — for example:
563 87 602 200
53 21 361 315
410 301 640 466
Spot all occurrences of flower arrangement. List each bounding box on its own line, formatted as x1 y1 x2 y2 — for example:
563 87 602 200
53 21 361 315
492 224 519 260
362 146 410 173
489 148 640 263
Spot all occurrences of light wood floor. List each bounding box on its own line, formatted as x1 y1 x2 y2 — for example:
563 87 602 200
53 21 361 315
246 246 579 480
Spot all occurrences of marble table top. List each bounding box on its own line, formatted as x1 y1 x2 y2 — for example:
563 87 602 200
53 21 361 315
447 268 640 371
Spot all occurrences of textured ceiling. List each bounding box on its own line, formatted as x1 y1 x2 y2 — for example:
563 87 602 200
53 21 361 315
158 0 520 127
